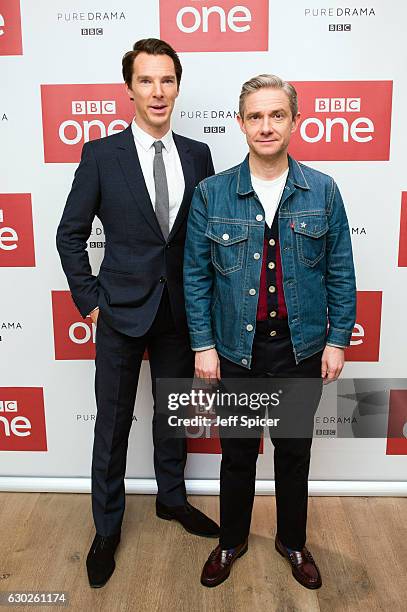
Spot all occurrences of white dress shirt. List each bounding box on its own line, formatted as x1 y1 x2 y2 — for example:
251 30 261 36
131 119 185 232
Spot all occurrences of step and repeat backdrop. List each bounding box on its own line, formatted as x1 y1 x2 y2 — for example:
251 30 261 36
1 0 406 486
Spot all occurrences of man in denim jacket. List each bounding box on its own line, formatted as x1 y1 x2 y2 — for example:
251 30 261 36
183 74 356 590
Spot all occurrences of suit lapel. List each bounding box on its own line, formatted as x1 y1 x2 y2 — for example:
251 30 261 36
169 132 196 240
116 125 164 240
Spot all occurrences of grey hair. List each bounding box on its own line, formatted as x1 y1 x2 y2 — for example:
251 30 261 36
239 74 298 119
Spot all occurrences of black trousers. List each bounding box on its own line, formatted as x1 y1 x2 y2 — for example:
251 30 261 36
92 288 194 536
218 318 323 550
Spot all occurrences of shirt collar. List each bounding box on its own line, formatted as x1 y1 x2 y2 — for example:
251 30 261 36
131 118 173 152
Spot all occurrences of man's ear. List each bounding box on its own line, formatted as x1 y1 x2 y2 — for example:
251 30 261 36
291 112 301 134
125 84 134 102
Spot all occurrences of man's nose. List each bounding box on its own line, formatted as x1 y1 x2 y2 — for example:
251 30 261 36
152 81 164 97
260 118 273 133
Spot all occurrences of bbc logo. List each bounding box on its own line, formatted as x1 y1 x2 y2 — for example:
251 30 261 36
71 101 116 115
0 401 18 412
89 241 105 248
315 98 361 112
81 28 103 36
204 126 226 134
329 24 351 31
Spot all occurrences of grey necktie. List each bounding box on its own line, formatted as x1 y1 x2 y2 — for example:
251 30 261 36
153 140 169 239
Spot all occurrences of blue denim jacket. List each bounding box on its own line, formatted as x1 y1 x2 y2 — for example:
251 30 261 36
183 154 356 368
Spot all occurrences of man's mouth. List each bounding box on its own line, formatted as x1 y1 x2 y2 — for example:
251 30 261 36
149 104 168 114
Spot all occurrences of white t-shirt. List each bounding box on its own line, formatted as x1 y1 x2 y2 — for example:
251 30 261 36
251 168 289 228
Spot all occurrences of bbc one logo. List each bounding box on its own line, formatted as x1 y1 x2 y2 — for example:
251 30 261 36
345 291 382 362
0 0 23 55
52 291 97 359
51 291 148 360
289 81 393 161
0 194 35 267
160 0 269 52
41 84 134 163
0 389 47 451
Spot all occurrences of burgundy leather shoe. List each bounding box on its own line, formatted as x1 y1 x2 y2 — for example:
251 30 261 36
200 540 248 587
275 535 322 589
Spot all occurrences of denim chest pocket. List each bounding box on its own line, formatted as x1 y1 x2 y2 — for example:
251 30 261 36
205 221 248 275
292 215 329 267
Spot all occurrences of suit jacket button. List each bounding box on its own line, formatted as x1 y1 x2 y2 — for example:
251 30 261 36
159 276 166 283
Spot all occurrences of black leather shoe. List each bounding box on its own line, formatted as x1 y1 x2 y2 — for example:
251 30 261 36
156 499 219 538
86 532 121 588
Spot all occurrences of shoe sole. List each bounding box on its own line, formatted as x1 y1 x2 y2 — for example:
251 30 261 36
275 541 322 590
200 544 248 588
156 510 219 539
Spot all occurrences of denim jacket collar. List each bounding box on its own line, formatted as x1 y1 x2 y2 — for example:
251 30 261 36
236 153 310 197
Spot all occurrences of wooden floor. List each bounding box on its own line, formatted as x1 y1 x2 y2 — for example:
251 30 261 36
0 493 406 612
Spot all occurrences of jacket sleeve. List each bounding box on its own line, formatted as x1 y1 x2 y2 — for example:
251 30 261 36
183 181 216 350
56 141 101 318
205 144 215 178
325 179 357 347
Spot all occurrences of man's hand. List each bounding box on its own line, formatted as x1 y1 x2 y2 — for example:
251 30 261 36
195 348 220 382
89 307 99 325
321 346 345 384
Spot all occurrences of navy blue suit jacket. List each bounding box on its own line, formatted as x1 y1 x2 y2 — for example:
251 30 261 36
56 124 214 336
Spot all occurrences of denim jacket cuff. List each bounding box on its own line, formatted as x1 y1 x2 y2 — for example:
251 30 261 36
326 326 352 347
190 330 215 351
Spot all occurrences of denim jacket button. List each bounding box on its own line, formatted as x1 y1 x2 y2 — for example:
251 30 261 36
253 252 260 260
256 214 263 222
246 324 253 332
241 359 248 365
249 288 256 295
222 233 229 241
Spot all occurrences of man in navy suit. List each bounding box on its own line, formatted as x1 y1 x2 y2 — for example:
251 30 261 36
56 38 218 588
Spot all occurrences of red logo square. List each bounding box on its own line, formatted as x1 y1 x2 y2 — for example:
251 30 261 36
0 388 47 451
0 0 23 56
0 194 35 267
345 291 382 362
289 81 393 161
52 290 97 360
386 390 407 455
160 0 269 52
41 84 133 163
52 290 149 361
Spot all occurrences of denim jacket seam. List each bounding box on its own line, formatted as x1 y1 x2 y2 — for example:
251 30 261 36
327 178 335 216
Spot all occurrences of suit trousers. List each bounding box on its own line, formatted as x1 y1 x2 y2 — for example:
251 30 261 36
92 287 194 536
218 318 323 550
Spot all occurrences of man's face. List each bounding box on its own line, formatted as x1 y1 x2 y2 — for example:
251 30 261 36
237 88 300 160
126 52 179 136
